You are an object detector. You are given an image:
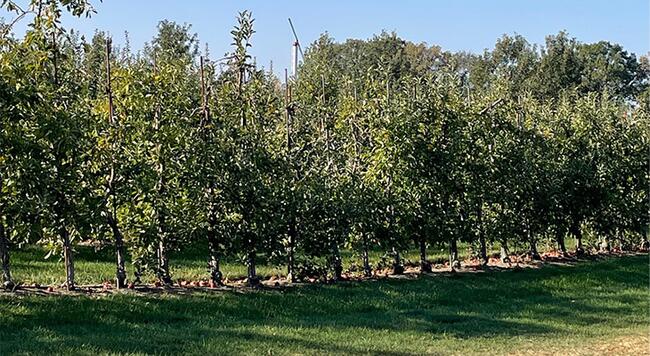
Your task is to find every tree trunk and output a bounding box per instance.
[617,230,629,251]
[285,75,297,284]
[134,264,143,284]
[529,237,541,260]
[207,231,222,285]
[331,242,343,281]
[207,240,221,284]
[500,239,511,263]
[53,190,74,289]
[0,220,13,289]
[599,234,611,253]
[571,220,584,256]
[245,216,259,287]
[287,217,297,283]
[206,205,222,285]
[106,39,125,289]
[449,238,460,270]
[361,232,371,277]
[152,55,169,285]
[155,170,171,284]
[246,245,259,287]
[419,238,431,272]
[156,199,171,285]
[478,234,488,266]
[528,231,541,260]
[157,237,171,285]
[60,225,75,290]
[392,247,404,275]
[477,205,488,265]
[155,213,169,283]
[108,216,127,288]
[556,227,568,256]
[156,207,171,284]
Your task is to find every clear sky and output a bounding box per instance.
[4,0,649,75]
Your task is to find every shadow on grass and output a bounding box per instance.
[0,255,647,355]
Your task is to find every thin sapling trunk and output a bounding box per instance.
[206,196,223,285]
[477,204,488,265]
[285,72,297,283]
[156,230,171,285]
[419,238,431,273]
[0,219,13,289]
[331,242,343,280]
[152,56,171,285]
[392,247,404,275]
[0,178,13,288]
[556,227,568,256]
[61,225,75,290]
[571,219,584,256]
[108,216,127,288]
[361,231,371,277]
[199,57,222,285]
[527,226,541,261]
[449,237,460,270]
[105,39,127,289]
[246,241,259,287]
[500,239,511,263]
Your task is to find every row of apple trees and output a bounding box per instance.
[1,3,647,289]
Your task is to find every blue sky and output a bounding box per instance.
[4,0,649,74]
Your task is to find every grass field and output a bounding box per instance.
[0,254,647,355]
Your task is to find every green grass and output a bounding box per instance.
[1,255,647,355]
[9,242,488,285]
[10,236,572,285]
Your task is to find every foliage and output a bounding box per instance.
[0,5,648,288]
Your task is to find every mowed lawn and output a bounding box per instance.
[0,254,647,355]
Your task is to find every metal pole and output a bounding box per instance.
[291,41,299,77]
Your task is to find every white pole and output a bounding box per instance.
[291,41,299,78]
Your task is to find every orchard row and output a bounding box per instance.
[0,4,648,290]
